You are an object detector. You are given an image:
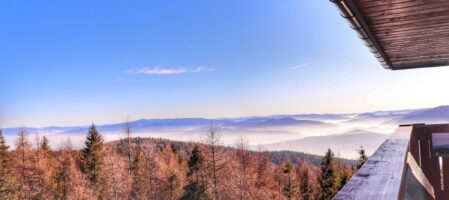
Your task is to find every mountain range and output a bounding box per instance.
[3,105,449,159]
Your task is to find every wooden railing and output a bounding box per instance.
[333,125,436,200]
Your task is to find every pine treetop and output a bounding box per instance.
[188,145,203,172]
[0,129,9,153]
[80,124,106,192]
[356,146,368,169]
[0,129,11,166]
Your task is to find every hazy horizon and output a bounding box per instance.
[1,105,431,129]
[5,104,449,159]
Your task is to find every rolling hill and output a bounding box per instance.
[263,129,389,159]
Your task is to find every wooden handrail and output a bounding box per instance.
[333,126,415,200]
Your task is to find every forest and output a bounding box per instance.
[0,123,367,200]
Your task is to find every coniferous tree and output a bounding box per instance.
[125,117,133,174]
[130,145,147,200]
[33,134,54,199]
[319,149,340,200]
[0,129,18,199]
[182,144,213,200]
[181,182,213,200]
[235,136,250,200]
[53,140,75,200]
[300,169,313,200]
[145,143,159,199]
[142,141,159,199]
[167,171,182,200]
[356,146,368,169]
[15,128,33,199]
[255,145,269,190]
[204,124,226,199]
[41,136,52,157]
[80,124,106,198]
[254,145,275,200]
[54,139,96,200]
[41,136,56,198]
[281,161,298,200]
[104,145,121,200]
[0,124,356,199]
[188,145,204,184]
[160,144,186,200]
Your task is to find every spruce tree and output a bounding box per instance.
[319,149,340,200]
[356,146,368,169]
[130,146,147,199]
[80,124,106,198]
[188,145,203,183]
[40,136,52,157]
[182,144,208,200]
[300,169,313,200]
[0,129,18,199]
[282,161,298,200]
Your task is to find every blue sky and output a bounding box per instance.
[2,0,449,127]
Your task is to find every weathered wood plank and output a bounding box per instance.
[356,0,444,10]
[371,19,449,32]
[332,0,449,69]
[335,0,449,69]
[369,13,449,29]
[360,1,449,15]
[333,126,412,200]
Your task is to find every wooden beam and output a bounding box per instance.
[333,126,413,200]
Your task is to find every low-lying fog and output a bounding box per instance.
[4,105,449,159]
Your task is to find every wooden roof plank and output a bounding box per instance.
[332,0,449,70]
[359,1,448,14]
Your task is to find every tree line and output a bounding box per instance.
[0,123,368,200]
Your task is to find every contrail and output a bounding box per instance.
[291,53,348,70]
[291,58,329,70]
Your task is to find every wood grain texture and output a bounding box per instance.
[351,0,449,69]
[333,126,413,200]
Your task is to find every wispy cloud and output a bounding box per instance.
[290,57,330,70]
[128,67,187,75]
[127,66,212,75]
[192,66,206,72]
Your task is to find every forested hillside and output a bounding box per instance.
[0,124,362,200]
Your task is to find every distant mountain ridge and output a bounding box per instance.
[228,117,331,127]
[4,105,449,159]
[2,116,336,135]
[397,106,449,124]
[4,105,449,135]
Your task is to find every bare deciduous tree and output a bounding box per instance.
[204,124,226,199]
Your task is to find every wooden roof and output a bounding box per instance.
[331,0,449,70]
